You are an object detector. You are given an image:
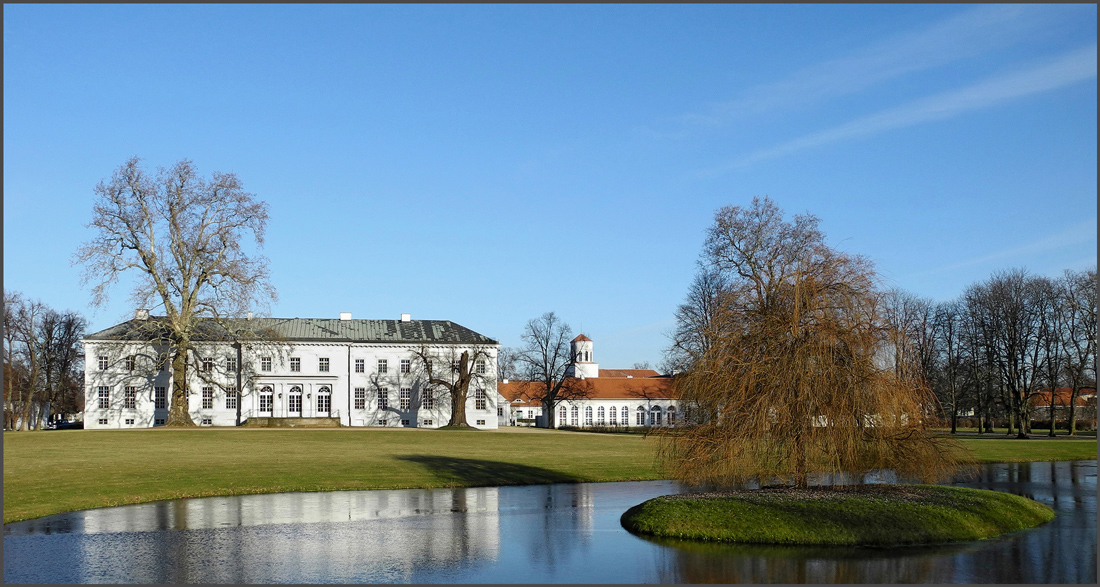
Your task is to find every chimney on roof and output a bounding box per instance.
[400,313,411,322]
[340,312,352,321]
[135,309,149,321]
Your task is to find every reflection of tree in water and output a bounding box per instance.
[648,538,977,583]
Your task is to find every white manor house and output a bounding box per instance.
[82,311,504,429]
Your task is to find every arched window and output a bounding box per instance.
[571,405,579,426]
[607,406,616,426]
[667,406,676,427]
[585,406,593,426]
[259,386,273,413]
[650,406,662,426]
[317,386,331,413]
[621,406,629,425]
[636,406,646,426]
[289,386,303,414]
[597,406,605,426]
[559,406,567,428]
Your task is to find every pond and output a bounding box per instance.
[3,460,1095,583]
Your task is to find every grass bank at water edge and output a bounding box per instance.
[620,484,1055,547]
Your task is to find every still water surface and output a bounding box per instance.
[4,460,1095,583]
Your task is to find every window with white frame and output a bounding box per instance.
[260,386,273,412]
[355,359,365,373]
[402,419,410,427]
[98,356,109,370]
[227,357,237,372]
[226,387,238,410]
[475,388,486,410]
[378,359,388,374]
[124,386,137,409]
[319,357,330,372]
[125,418,135,425]
[98,386,110,409]
[155,418,165,426]
[98,418,108,425]
[423,419,433,426]
[609,407,617,426]
[201,417,213,425]
[667,407,676,427]
[571,405,579,426]
[400,359,410,374]
[289,386,302,413]
[476,419,485,426]
[621,406,629,424]
[354,388,366,410]
[202,387,214,409]
[261,356,272,372]
[498,406,504,417]
[597,406,605,425]
[290,357,301,372]
[475,359,486,374]
[155,387,167,410]
[559,406,567,425]
[636,408,645,426]
[317,386,331,413]
[421,388,434,410]
[585,406,593,426]
[378,388,389,410]
[202,357,213,372]
[451,360,460,372]
[125,355,136,371]
[400,388,411,410]
[377,419,388,426]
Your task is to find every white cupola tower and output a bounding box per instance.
[566,334,599,379]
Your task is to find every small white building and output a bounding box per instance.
[499,335,680,428]
[82,311,503,429]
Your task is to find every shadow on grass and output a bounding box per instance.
[397,455,582,487]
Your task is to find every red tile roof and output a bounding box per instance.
[1029,388,1096,407]
[499,375,676,405]
[599,369,660,378]
[572,334,592,342]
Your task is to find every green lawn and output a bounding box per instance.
[620,485,1055,546]
[2,427,662,524]
[3,427,1095,524]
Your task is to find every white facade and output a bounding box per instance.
[83,315,502,429]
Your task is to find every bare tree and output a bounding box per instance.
[409,345,496,427]
[661,197,960,489]
[664,265,728,373]
[73,157,276,426]
[933,300,967,433]
[496,346,520,381]
[516,312,587,429]
[1060,268,1097,435]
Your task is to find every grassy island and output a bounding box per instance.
[620,484,1055,547]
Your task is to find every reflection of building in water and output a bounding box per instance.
[71,488,501,583]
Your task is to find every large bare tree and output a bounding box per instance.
[661,197,960,489]
[516,312,587,428]
[410,345,497,427]
[74,157,276,426]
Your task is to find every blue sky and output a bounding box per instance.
[4,4,1096,369]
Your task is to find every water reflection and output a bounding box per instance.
[3,461,1095,583]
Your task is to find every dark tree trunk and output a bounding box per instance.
[165,344,196,426]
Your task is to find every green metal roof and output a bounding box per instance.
[84,317,498,345]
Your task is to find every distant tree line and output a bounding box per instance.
[3,290,87,430]
[880,267,1096,437]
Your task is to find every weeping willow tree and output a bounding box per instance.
[661,197,961,488]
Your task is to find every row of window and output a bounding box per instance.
[96,386,238,410]
[99,355,490,375]
[557,405,678,427]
